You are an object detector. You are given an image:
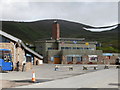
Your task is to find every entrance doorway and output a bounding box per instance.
[54,55,61,64]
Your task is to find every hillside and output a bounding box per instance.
[1,19,119,53]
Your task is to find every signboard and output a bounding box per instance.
[103,53,113,56]
[85,42,89,46]
[73,41,77,44]
[88,55,98,62]
[50,57,54,61]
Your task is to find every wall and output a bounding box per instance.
[59,43,96,50]
[47,50,61,63]
[35,41,104,64]
[62,49,103,56]
[34,57,43,65]
[0,42,14,62]
[61,55,117,64]
[0,42,25,70]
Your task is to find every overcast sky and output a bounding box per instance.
[0,0,119,31]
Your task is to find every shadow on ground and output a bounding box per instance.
[109,83,120,86]
[0,71,8,73]
[11,79,53,83]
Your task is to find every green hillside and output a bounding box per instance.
[1,19,119,53]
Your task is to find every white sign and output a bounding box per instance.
[51,57,54,61]
[88,55,98,62]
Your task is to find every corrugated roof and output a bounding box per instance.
[0,30,43,59]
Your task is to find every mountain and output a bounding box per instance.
[1,19,119,53]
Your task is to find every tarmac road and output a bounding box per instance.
[0,64,119,89]
[15,68,119,88]
[14,68,120,88]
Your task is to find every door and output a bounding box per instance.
[54,55,61,64]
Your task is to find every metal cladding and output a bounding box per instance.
[52,21,60,40]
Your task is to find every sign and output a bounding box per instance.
[88,55,98,62]
[51,57,54,61]
[103,53,113,56]
[73,41,77,44]
[85,42,89,46]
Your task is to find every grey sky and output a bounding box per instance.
[0,0,118,28]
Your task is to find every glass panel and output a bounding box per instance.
[76,57,82,62]
[67,57,73,62]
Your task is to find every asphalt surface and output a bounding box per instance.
[16,68,119,88]
[0,64,119,89]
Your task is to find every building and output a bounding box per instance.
[0,30,43,71]
[102,53,119,64]
[35,21,111,64]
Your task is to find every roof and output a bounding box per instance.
[0,30,22,43]
[21,41,43,59]
[0,30,43,59]
[60,38,85,41]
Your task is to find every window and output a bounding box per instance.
[50,57,54,61]
[61,47,72,49]
[73,47,77,49]
[26,54,33,62]
[90,48,95,50]
[67,57,73,62]
[84,47,89,50]
[68,47,71,49]
[26,56,32,62]
[61,47,64,49]
[79,47,83,50]
[48,47,53,50]
[0,51,3,59]
[77,47,80,49]
[76,57,82,62]
[64,47,71,49]
[0,36,10,43]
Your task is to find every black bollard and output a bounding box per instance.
[104,65,109,69]
[116,65,120,69]
[54,65,58,71]
[94,67,97,70]
[69,67,73,71]
[83,66,87,70]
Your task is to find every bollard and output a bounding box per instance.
[54,65,58,71]
[104,65,109,69]
[116,65,120,69]
[69,66,73,71]
[94,67,97,70]
[83,66,87,70]
[32,71,36,83]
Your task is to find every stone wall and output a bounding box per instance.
[0,42,26,70]
[34,57,43,65]
[0,42,14,62]
[61,55,117,64]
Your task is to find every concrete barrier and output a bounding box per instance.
[54,65,73,71]
[83,65,98,70]
[104,65,119,69]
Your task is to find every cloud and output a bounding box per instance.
[83,25,118,32]
[0,1,118,27]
